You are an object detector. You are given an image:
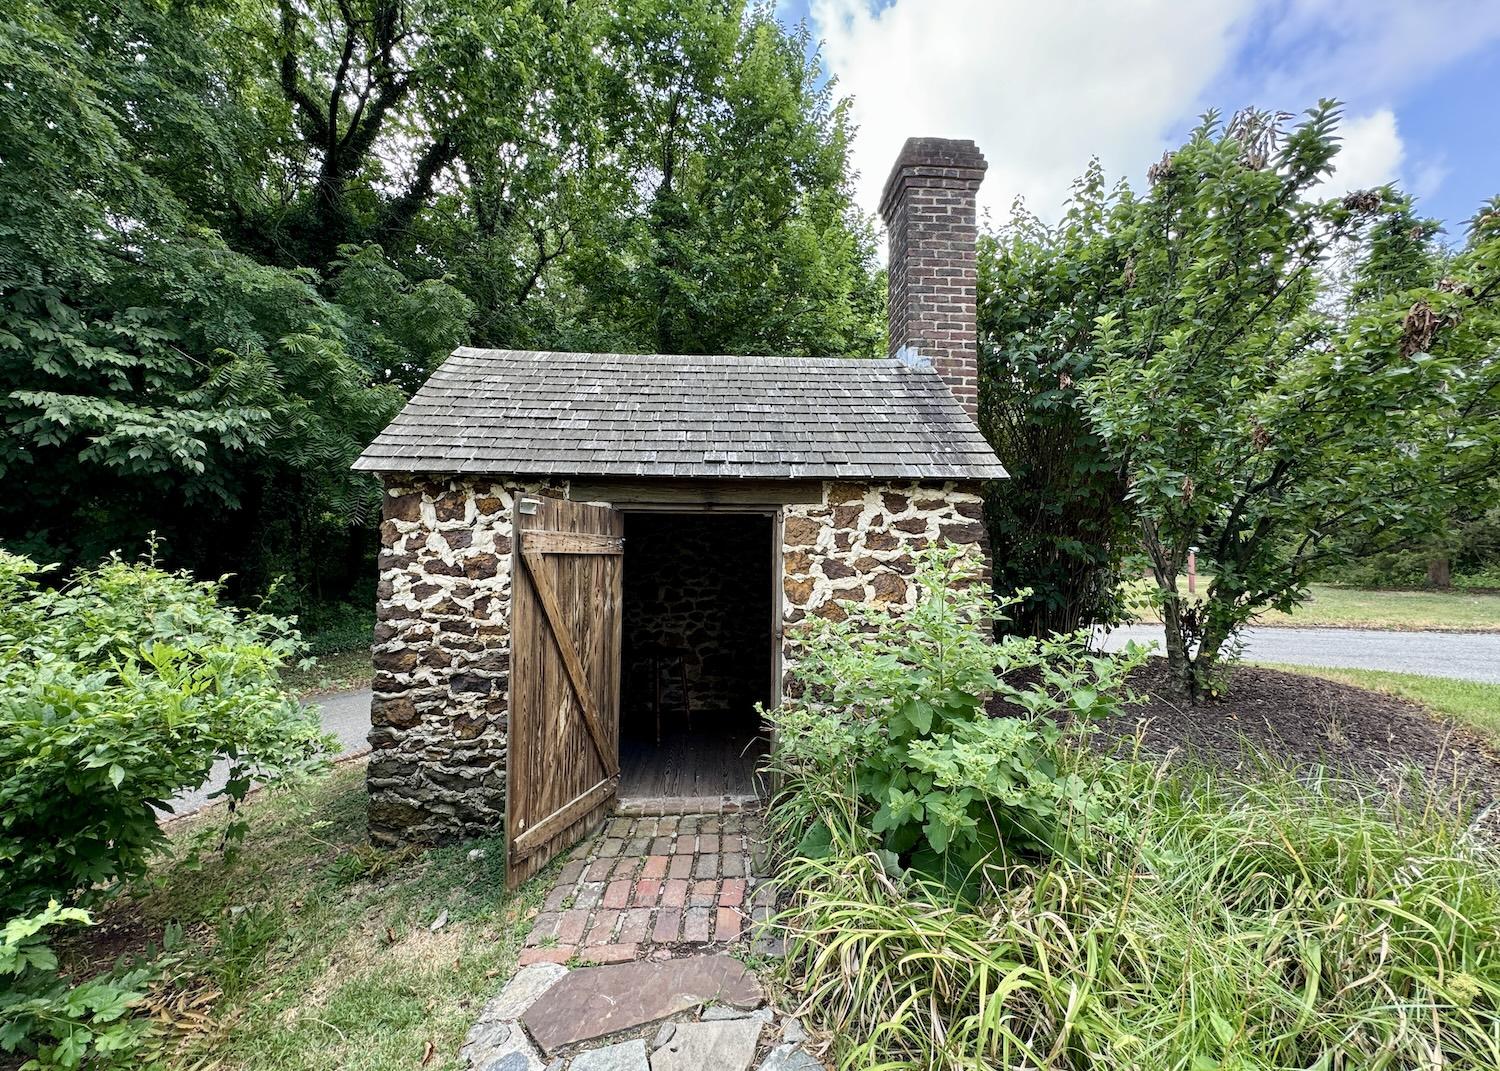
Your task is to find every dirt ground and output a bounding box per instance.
[1084,662,1500,812]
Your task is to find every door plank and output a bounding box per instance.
[507,497,624,889]
[526,530,625,554]
[519,545,619,776]
[512,776,619,858]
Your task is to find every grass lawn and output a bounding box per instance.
[280,646,373,698]
[1260,662,1500,746]
[80,761,543,1071]
[1127,576,1500,631]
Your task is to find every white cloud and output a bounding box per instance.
[811,0,1253,224]
[1311,108,1405,197]
[810,0,1500,226]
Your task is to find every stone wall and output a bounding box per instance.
[779,480,988,670]
[367,476,990,845]
[367,477,552,845]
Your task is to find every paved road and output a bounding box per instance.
[1099,625,1500,684]
[165,689,373,818]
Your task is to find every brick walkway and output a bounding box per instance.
[520,811,775,966]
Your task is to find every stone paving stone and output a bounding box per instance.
[720,879,746,907]
[698,833,719,853]
[700,816,722,834]
[651,1018,763,1071]
[722,853,746,878]
[580,942,638,965]
[757,1043,822,1071]
[682,907,712,943]
[558,859,586,884]
[575,883,605,909]
[617,908,652,946]
[624,836,649,855]
[688,880,717,907]
[693,854,719,879]
[570,1038,649,1071]
[721,834,742,853]
[649,835,673,855]
[667,854,693,880]
[633,879,661,906]
[715,907,743,941]
[598,837,624,858]
[543,885,571,912]
[458,1019,545,1071]
[602,880,631,909]
[611,856,637,879]
[585,910,619,945]
[661,879,688,908]
[521,954,763,1054]
[473,963,569,1023]
[640,855,667,879]
[519,946,574,967]
[526,913,559,946]
[652,908,681,943]
[585,858,613,882]
[556,909,589,945]
[674,833,694,854]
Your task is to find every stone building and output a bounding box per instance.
[353,137,1006,880]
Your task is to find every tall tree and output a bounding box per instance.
[977,163,1137,637]
[1079,105,1500,697]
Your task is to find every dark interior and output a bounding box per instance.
[618,511,773,800]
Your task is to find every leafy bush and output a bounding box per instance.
[773,757,1500,1071]
[768,547,1141,883]
[0,903,156,1070]
[0,550,334,915]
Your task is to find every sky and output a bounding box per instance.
[775,0,1500,243]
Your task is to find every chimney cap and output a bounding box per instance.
[879,137,988,221]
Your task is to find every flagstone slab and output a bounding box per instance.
[757,1043,822,1071]
[521,954,764,1055]
[570,1039,649,1071]
[650,1019,763,1071]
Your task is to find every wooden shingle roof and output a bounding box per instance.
[353,348,1008,481]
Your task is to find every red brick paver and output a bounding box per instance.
[522,809,770,961]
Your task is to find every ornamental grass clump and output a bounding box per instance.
[765,552,1500,1069]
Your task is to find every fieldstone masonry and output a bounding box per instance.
[367,477,554,845]
[368,477,990,845]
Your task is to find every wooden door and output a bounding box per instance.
[506,496,624,888]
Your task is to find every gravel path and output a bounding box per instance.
[1099,625,1500,684]
[165,688,373,817]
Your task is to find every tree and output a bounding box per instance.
[977,163,1137,637]
[1079,104,1500,697]
[1,0,881,617]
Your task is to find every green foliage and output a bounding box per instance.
[767,548,1141,884]
[0,550,333,915]
[1,0,880,609]
[772,755,1500,1071]
[976,163,1138,636]
[0,902,156,1071]
[1064,103,1500,697]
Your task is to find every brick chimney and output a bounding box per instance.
[879,137,987,419]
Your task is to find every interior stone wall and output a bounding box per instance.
[779,480,990,685]
[620,513,772,731]
[367,477,553,845]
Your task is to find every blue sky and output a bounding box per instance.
[776,1,1500,242]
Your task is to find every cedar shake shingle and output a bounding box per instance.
[353,348,1007,481]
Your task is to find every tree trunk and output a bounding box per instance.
[1427,556,1451,589]
[1159,588,1193,696]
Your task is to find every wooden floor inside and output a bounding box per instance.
[618,724,768,801]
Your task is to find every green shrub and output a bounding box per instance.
[768,547,1143,884]
[0,902,156,1070]
[773,757,1500,1071]
[0,550,334,915]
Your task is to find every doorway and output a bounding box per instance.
[618,511,775,802]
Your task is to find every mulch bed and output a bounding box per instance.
[1077,662,1500,812]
